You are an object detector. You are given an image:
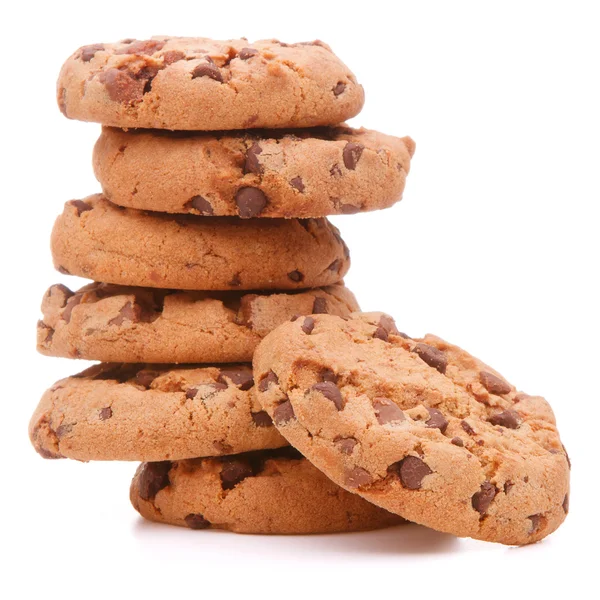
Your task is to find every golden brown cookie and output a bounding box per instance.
[253,313,570,545]
[50,195,350,290]
[93,126,415,218]
[130,448,405,534]
[57,37,364,130]
[30,363,286,462]
[37,282,359,363]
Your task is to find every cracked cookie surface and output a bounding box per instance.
[93,126,415,218]
[253,313,570,545]
[30,363,286,462]
[37,282,358,363]
[58,37,364,130]
[130,447,404,534]
[51,195,350,290]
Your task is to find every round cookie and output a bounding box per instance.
[30,363,286,462]
[37,282,359,363]
[50,195,350,290]
[57,37,364,130]
[253,313,570,545]
[130,448,405,534]
[93,126,415,218]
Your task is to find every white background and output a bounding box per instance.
[2,1,598,598]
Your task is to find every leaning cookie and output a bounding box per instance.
[93,126,415,218]
[30,363,286,462]
[253,313,570,546]
[37,282,359,363]
[51,195,349,290]
[58,37,364,130]
[130,448,404,534]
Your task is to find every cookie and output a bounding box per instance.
[29,363,286,462]
[253,313,570,545]
[51,195,350,290]
[37,282,359,363]
[57,37,364,130]
[130,448,404,534]
[93,126,415,218]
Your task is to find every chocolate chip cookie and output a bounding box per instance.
[253,313,570,545]
[93,126,415,218]
[130,448,404,534]
[58,37,364,130]
[37,282,359,363]
[51,195,350,290]
[30,363,286,462]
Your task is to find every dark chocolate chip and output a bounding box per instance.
[122,40,166,55]
[488,410,521,429]
[301,316,315,334]
[229,273,241,287]
[472,481,497,514]
[103,68,145,103]
[333,81,346,96]
[378,314,399,335]
[184,513,211,529]
[327,259,342,272]
[108,301,141,326]
[191,61,223,82]
[187,195,214,215]
[138,461,171,500]
[55,423,73,438]
[290,176,305,192]
[373,327,389,341]
[340,203,360,214]
[345,467,373,489]
[62,294,83,324]
[373,397,405,425]
[342,142,364,170]
[217,369,254,391]
[235,187,267,218]
[426,408,449,434]
[321,368,338,383]
[330,164,342,177]
[480,371,512,395]
[80,44,105,62]
[273,400,295,425]
[239,47,259,60]
[135,370,158,389]
[504,481,514,494]
[461,420,476,435]
[69,200,93,216]
[251,411,273,427]
[220,458,255,490]
[258,370,279,392]
[288,270,304,283]
[244,143,263,175]
[413,343,448,374]
[335,437,358,455]
[451,437,464,447]
[392,456,433,490]
[311,381,344,410]
[99,407,113,420]
[528,514,542,533]
[312,297,328,314]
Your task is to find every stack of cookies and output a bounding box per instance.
[30,36,414,534]
[30,36,570,545]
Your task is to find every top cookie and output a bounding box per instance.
[57,37,364,130]
[253,313,570,545]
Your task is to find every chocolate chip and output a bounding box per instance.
[479,371,511,395]
[344,467,373,489]
[330,164,342,177]
[488,410,521,429]
[62,294,83,324]
[251,411,273,427]
[321,369,338,383]
[135,370,158,389]
[80,44,104,62]
[472,481,497,514]
[99,407,113,420]
[244,143,263,175]
[273,400,295,425]
[378,314,399,335]
[504,481,514,494]
[55,423,73,437]
[287,270,304,283]
[38,321,54,343]
[103,68,145,103]
[217,369,254,391]
[528,514,542,533]
[373,398,405,425]
[426,408,449,434]
[162,50,186,65]
[184,513,211,529]
[461,420,476,435]
[335,437,358,455]
[563,494,569,514]
[239,47,259,60]
[412,343,448,374]
[392,456,433,490]
[373,327,389,341]
[69,200,93,216]
[311,381,344,410]
[191,61,223,82]
[229,273,242,287]
[138,461,171,500]
[122,40,166,55]
[57,265,71,275]
[312,297,328,314]
[220,458,255,490]
[108,301,141,326]
[327,259,342,272]
[187,195,214,215]
[340,203,361,214]
[258,370,279,392]
[301,317,314,334]
[235,187,267,218]
[451,437,464,447]
[333,81,346,96]
[290,176,305,192]
[342,142,364,170]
